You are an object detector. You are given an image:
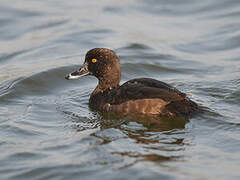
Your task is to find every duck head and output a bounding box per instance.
[65,48,121,90]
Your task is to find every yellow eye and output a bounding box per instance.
[92,59,97,63]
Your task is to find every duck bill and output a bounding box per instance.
[65,65,90,80]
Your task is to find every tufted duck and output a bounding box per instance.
[65,48,199,117]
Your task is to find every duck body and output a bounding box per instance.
[89,78,198,116]
[65,48,199,117]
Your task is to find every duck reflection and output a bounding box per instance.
[99,113,189,132]
[90,114,189,168]
[68,110,189,168]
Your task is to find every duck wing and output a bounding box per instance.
[108,78,187,105]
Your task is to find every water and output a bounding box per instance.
[0,0,240,179]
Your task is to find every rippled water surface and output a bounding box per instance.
[1,0,240,179]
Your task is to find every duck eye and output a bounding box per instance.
[91,59,97,63]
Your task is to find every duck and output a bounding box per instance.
[65,48,199,117]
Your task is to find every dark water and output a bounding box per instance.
[1,0,240,179]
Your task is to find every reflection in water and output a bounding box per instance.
[99,113,189,132]
[70,113,190,168]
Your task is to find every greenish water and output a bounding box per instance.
[0,0,240,179]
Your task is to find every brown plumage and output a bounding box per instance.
[65,48,199,117]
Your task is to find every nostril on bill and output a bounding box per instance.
[65,74,71,80]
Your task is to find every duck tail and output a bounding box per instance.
[163,99,199,117]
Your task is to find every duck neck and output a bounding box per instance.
[97,76,120,91]
[94,68,121,91]
[90,77,120,106]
